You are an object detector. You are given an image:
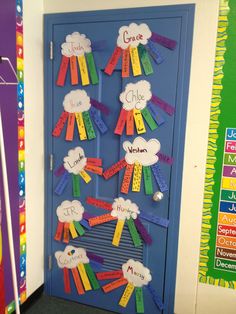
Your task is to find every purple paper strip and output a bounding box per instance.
[90,98,110,116]
[90,107,108,134]
[151,95,175,116]
[134,218,152,245]
[147,103,165,126]
[87,252,104,264]
[91,40,107,51]
[147,284,164,311]
[80,219,92,230]
[83,212,95,220]
[139,211,169,228]
[151,164,168,192]
[146,42,164,64]
[54,164,65,177]
[54,172,69,195]
[223,165,236,178]
[151,32,177,50]
[157,152,173,165]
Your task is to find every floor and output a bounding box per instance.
[22,294,114,314]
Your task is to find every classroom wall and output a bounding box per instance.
[24,0,236,313]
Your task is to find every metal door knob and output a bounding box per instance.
[153,191,164,202]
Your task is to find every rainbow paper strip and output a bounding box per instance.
[119,282,135,307]
[135,287,144,313]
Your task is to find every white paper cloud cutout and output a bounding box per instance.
[61,32,92,57]
[56,200,84,223]
[111,197,140,221]
[117,23,152,49]
[119,80,152,111]
[63,89,91,113]
[122,259,152,287]
[55,245,89,269]
[123,137,160,166]
[63,146,87,175]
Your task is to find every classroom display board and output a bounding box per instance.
[199,0,236,288]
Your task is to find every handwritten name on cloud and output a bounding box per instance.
[111,197,140,221]
[122,259,152,287]
[63,146,87,175]
[61,32,92,57]
[55,245,89,269]
[56,200,84,223]
[63,89,91,113]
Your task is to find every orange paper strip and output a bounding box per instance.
[122,48,130,78]
[104,46,122,75]
[121,163,134,194]
[96,270,123,280]
[89,214,117,227]
[63,222,70,244]
[71,267,85,295]
[126,110,134,136]
[65,113,75,141]
[57,55,69,86]
[86,158,102,167]
[70,55,79,85]
[114,109,129,135]
[103,159,127,180]
[86,196,113,211]
[54,221,64,241]
[52,111,69,137]
[85,164,103,176]
[102,277,128,293]
[63,267,71,294]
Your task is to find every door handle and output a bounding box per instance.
[152,191,164,202]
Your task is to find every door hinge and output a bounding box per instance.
[49,41,53,60]
[49,153,54,171]
[48,255,52,271]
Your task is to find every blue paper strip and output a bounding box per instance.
[89,260,103,271]
[139,211,169,228]
[54,172,69,195]
[151,164,168,192]
[147,103,165,126]
[91,40,107,51]
[146,42,164,64]
[80,218,92,230]
[90,106,108,134]
[147,284,164,311]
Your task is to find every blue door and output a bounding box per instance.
[44,5,194,314]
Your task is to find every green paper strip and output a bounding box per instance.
[138,44,154,76]
[72,174,80,197]
[84,263,100,290]
[73,221,85,236]
[135,287,144,313]
[82,111,96,140]
[126,218,142,247]
[141,107,158,131]
[86,52,99,85]
[143,166,153,195]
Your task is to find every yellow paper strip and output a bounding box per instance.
[129,46,142,76]
[78,263,92,291]
[132,162,142,192]
[112,219,125,247]
[79,169,92,183]
[78,55,90,86]
[133,109,146,134]
[119,282,135,307]
[69,222,78,239]
[75,112,87,141]
[222,177,236,191]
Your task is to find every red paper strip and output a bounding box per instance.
[104,46,122,75]
[54,221,64,241]
[57,55,69,86]
[121,163,134,194]
[151,94,175,116]
[65,113,75,141]
[63,222,70,243]
[70,55,79,85]
[71,267,85,295]
[103,158,127,180]
[86,196,113,210]
[114,109,129,135]
[126,110,134,135]
[102,277,128,293]
[86,157,103,167]
[122,48,130,78]
[85,164,103,176]
[63,267,71,294]
[89,214,117,227]
[96,270,123,280]
[52,111,69,137]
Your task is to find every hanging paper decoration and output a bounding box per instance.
[54,146,103,196]
[57,32,99,86]
[105,23,177,78]
[54,200,94,243]
[114,80,174,136]
[55,245,101,294]
[96,259,164,313]
[52,89,109,141]
[103,136,168,195]
[86,196,169,247]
